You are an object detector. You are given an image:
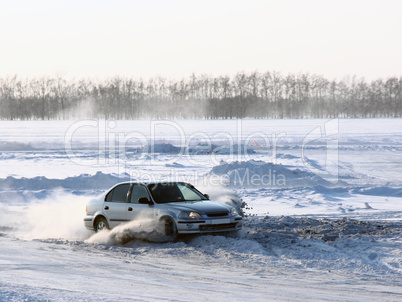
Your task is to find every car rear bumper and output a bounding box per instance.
[83,217,95,231]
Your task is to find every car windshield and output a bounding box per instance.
[147,183,208,204]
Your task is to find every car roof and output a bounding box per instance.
[112,181,191,186]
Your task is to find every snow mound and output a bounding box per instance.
[165,162,185,168]
[127,143,256,155]
[251,216,396,241]
[275,153,299,160]
[151,143,182,154]
[210,160,332,188]
[186,143,255,155]
[0,172,131,192]
[351,186,402,197]
[244,216,402,275]
[125,143,182,154]
[0,141,35,151]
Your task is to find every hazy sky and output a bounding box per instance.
[1,0,401,80]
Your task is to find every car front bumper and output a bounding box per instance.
[176,217,243,234]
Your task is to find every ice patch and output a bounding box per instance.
[189,235,266,255]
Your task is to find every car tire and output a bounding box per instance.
[94,217,109,232]
[159,217,177,242]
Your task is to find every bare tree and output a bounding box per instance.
[0,72,401,120]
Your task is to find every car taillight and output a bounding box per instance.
[85,205,88,213]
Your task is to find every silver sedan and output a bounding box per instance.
[84,182,243,239]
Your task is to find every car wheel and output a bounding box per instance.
[159,217,177,241]
[95,217,109,232]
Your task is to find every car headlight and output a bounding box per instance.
[179,211,202,219]
[230,208,238,216]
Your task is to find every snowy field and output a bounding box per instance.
[0,118,401,301]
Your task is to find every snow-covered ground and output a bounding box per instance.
[0,118,401,301]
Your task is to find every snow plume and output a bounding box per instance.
[9,191,92,241]
[86,206,179,245]
[197,182,246,216]
[62,98,97,119]
[86,217,161,245]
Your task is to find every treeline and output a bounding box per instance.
[0,71,401,120]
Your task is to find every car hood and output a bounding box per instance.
[159,200,230,214]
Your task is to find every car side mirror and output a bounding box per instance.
[138,197,153,205]
[203,194,209,199]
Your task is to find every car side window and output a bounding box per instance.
[130,185,150,204]
[107,184,130,203]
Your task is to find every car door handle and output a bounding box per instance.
[104,206,109,210]
[128,207,133,211]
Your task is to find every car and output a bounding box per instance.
[84,181,243,239]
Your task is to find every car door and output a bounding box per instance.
[103,183,131,228]
[126,184,154,221]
